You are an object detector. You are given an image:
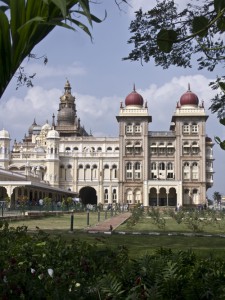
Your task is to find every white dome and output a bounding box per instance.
[0,129,10,139]
[42,122,51,131]
[47,129,59,139]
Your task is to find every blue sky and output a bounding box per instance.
[0,0,224,199]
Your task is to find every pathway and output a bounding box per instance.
[86,211,131,233]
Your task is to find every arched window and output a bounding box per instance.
[192,162,198,179]
[97,147,102,152]
[126,162,132,179]
[192,142,199,154]
[134,162,141,179]
[151,162,157,170]
[159,142,165,154]
[112,189,117,202]
[112,165,117,179]
[73,146,78,151]
[106,147,112,151]
[86,164,90,169]
[134,142,141,154]
[104,189,108,202]
[167,162,173,170]
[115,147,119,151]
[150,143,157,154]
[78,164,83,169]
[183,142,190,154]
[183,162,190,179]
[104,164,109,169]
[126,142,133,154]
[159,162,165,170]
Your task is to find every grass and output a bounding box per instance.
[6,211,225,259]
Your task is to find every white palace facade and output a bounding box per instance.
[0,81,214,207]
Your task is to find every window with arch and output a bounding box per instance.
[60,165,64,179]
[115,147,119,151]
[104,189,109,202]
[183,162,190,179]
[183,123,190,134]
[126,142,133,154]
[78,164,84,180]
[112,189,117,202]
[192,123,198,133]
[192,162,199,179]
[85,164,91,180]
[104,164,110,180]
[73,147,78,151]
[159,162,165,170]
[65,147,71,152]
[134,142,141,154]
[159,142,165,154]
[183,142,190,154]
[106,147,112,151]
[97,147,102,152]
[126,162,133,179]
[151,162,157,170]
[167,162,173,170]
[92,165,98,179]
[134,162,141,179]
[150,143,157,154]
[126,123,133,134]
[192,142,199,154]
[167,143,174,154]
[134,123,141,133]
[112,165,117,179]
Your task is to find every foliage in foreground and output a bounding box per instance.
[1,221,225,299]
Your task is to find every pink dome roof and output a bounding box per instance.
[180,84,199,106]
[125,85,144,106]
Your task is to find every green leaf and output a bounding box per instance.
[157,29,177,53]
[215,136,221,144]
[214,0,225,13]
[218,81,225,93]
[192,16,209,37]
[51,0,67,18]
[220,140,225,150]
[219,118,225,125]
[217,17,225,31]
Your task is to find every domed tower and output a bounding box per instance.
[170,84,211,207]
[116,85,152,207]
[56,80,89,137]
[0,128,11,169]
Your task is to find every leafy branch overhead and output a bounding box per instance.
[124,0,225,70]
[124,0,225,150]
[0,0,104,98]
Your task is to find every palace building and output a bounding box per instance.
[0,81,214,207]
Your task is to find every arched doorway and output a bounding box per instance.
[158,187,167,206]
[168,187,177,206]
[149,187,157,206]
[79,187,97,205]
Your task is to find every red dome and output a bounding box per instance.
[125,86,144,106]
[180,84,199,106]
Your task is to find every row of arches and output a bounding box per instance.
[64,146,119,152]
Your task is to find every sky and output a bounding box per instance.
[0,0,224,199]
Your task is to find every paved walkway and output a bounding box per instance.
[86,212,131,233]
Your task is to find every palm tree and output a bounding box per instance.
[0,0,102,98]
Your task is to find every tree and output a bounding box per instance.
[0,0,128,99]
[213,191,222,204]
[124,0,225,149]
[124,0,225,71]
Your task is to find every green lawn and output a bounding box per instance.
[5,211,225,259]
